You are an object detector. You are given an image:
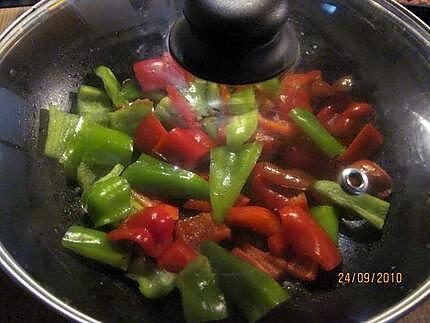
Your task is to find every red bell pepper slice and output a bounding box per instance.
[166,85,197,126]
[108,206,175,257]
[258,115,300,138]
[250,162,315,212]
[108,227,155,255]
[267,234,319,281]
[175,213,231,249]
[281,142,339,179]
[134,112,168,153]
[156,240,198,273]
[279,206,342,271]
[340,123,383,163]
[153,127,215,169]
[310,80,336,99]
[231,245,285,280]
[349,159,392,199]
[325,102,375,142]
[182,194,250,212]
[133,58,166,92]
[225,206,282,237]
[131,191,179,220]
[282,70,322,90]
[133,53,192,92]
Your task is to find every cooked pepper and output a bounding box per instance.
[258,114,299,138]
[201,241,289,323]
[127,266,176,299]
[120,79,144,101]
[250,162,315,212]
[312,180,390,229]
[62,225,130,270]
[225,110,258,148]
[108,99,153,135]
[153,128,215,169]
[207,82,221,110]
[210,143,262,223]
[86,176,132,228]
[176,256,229,323]
[175,213,231,249]
[122,153,209,200]
[289,108,345,157]
[166,85,197,126]
[59,120,133,178]
[340,123,384,163]
[349,159,392,199]
[228,86,257,115]
[79,163,123,195]
[76,85,112,125]
[95,65,128,107]
[157,240,198,273]
[201,116,221,140]
[108,205,174,257]
[225,206,281,237]
[155,97,186,129]
[182,78,210,117]
[280,206,342,271]
[310,206,339,243]
[256,78,281,96]
[44,108,80,159]
[134,112,168,154]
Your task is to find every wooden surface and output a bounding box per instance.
[0,5,428,323]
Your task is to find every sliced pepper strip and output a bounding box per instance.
[62,226,130,270]
[339,123,383,163]
[126,255,176,299]
[310,206,339,243]
[209,143,262,223]
[157,240,198,273]
[122,153,209,200]
[225,110,258,148]
[280,206,342,271]
[176,256,229,323]
[225,206,281,237]
[95,65,128,107]
[133,112,168,154]
[312,180,390,229]
[108,99,153,136]
[289,108,345,157]
[201,241,289,323]
[76,85,112,126]
[166,85,197,126]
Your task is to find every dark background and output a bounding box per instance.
[0,1,38,9]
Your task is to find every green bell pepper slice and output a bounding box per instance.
[225,110,258,148]
[207,82,221,110]
[122,153,209,200]
[155,97,186,129]
[310,206,339,243]
[127,255,176,299]
[85,176,132,227]
[202,116,220,140]
[312,180,390,229]
[228,86,257,115]
[183,78,210,118]
[95,65,128,107]
[289,108,345,157]
[256,78,281,96]
[201,241,289,323]
[44,107,80,159]
[120,79,144,101]
[108,99,153,135]
[76,85,112,126]
[210,143,262,223]
[59,120,133,178]
[177,255,229,323]
[62,225,130,270]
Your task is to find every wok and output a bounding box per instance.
[0,0,429,322]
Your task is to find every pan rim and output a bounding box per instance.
[0,0,428,322]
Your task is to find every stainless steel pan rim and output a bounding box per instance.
[0,0,428,322]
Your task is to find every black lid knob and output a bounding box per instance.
[169,0,299,84]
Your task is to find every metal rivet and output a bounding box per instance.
[340,168,369,195]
